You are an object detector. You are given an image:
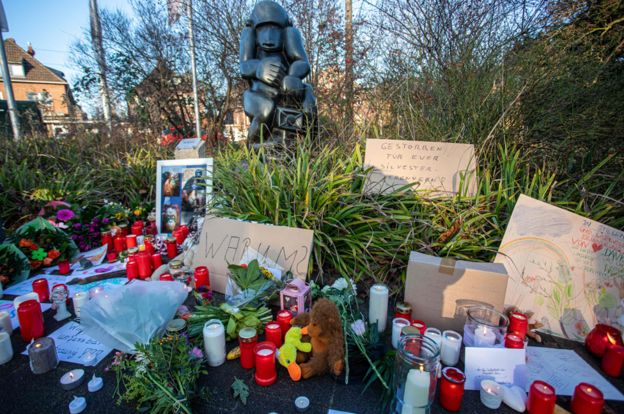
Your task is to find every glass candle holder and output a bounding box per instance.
[392,318,410,349]
[527,380,556,414]
[239,327,258,369]
[508,311,529,338]
[439,367,465,411]
[440,330,462,366]
[276,310,293,340]
[31,279,50,303]
[254,341,277,386]
[392,334,440,414]
[411,319,427,334]
[601,343,624,377]
[585,324,623,357]
[571,383,604,414]
[463,306,509,348]
[265,322,282,348]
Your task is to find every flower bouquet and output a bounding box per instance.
[12,217,79,270]
[0,243,30,287]
[96,201,131,231]
[226,259,282,307]
[38,200,77,230]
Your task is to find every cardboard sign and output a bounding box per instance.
[495,195,624,340]
[193,217,314,293]
[175,138,201,150]
[404,251,509,331]
[363,139,477,196]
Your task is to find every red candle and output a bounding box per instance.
[194,266,210,289]
[159,273,174,281]
[126,259,139,280]
[146,219,157,235]
[571,383,604,414]
[101,232,113,252]
[585,324,623,357]
[17,299,44,342]
[239,327,258,369]
[151,253,163,269]
[411,319,427,334]
[113,235,125,253]
[265,322,282,348]
[119,224,128,237]
[106,252,117,263]
[166,237,177,259]
[276,310,293,340]
[136,251,153,279]
[254,341,277,386]
[509,312,528,339]
[172,228,185,245]
[58,260,71,275]
[179,224,189,238]
[31,278,50,302]
[527,380,556,414]
[131,222,143,236]
[505,333,525,349]
[602,343,624,377]
[126,234,138,249]
[394,302,412,320]
[144,237,155,255]
[439,367,465,411]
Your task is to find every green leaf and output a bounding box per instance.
[231,377,249,406]
[226,317,237,337]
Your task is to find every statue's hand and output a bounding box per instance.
[282,75,304,97]
[256,58,285,87]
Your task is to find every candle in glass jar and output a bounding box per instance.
[239,327,258,369]
[505,333,525,349]
[424,327,442,349]
[508,312,528,338]
[411,319,427,334]
[585,323,623,357]
[144,236,155,254]
[392,318,410,349]
[72,292,89,319]
[172,228,186,245]
[131,222,143,236]
[17,299,44,342]
[571,383,604,414]
[480,379,503,409]
[126,234,138,249]
[401,368,431,414]
[113,235,125,253]
[136,251,153,279]
[28,337,59,374]
[440,330,462,366]
[203,320,226,367]
[151,253,163,269]
[126,258,139,280]
[601,343,624,377]
[527,380,556,414]
[101,232,113,252]
[194,266,210,289]
[439,367,465,411]
[166,237,178,259]
[0,330,13,365]
[474,325,497,347]
[369,284,389,333]
[254,341,277,386]
[31,279,50,302]
[0,311,12,335]
[265,322,283,348]
[276,310,293,340]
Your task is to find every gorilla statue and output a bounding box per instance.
[240,1,317,142]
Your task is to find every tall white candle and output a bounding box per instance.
[0,311,12,335]
[401,368,431,414]
[0,330,13,365]
[440,330,462,366]
[72,292,89,319]
[368,284,389,333]
[203,319,225,367]
[392,318,410,349]
[474,325,496,347]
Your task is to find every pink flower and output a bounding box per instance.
[57,209,75,221]
[189,347,203,360]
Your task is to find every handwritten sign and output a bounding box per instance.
[464,347,526,390]
[0,300,52,330]
[175,138,201,150]
[363,139,477,195]
[495,195,624,340]
[21,321,112,366]
[193,216,314,293]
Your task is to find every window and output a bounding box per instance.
[9,63,24,78]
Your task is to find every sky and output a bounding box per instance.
[2,0,134,84]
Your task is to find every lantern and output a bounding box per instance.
[279,279,311,316]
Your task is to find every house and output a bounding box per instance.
[0,38,81,136]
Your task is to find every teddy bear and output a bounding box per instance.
[290,298,344,379]
[277,326,311,381]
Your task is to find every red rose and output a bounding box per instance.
[47,249,61,259]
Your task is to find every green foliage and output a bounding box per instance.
[231,377,249,406]
[187,302,272,341]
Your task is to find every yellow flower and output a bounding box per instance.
[134,209,142,216]
[115,212,124,219]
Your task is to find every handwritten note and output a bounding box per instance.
[0,300,52,330]
[526,347,624,400]
[22,321,112,366]
[363,139,477,196]
[495,195,624,340]
[464,347,527,390]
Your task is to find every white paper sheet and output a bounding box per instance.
[526,347,624,400]
[22,321,112,366]
[464,347,527,390]
[0,300,52,330]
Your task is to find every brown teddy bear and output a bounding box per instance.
[290,298,345,379]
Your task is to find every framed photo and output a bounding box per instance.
[156,158,213,234]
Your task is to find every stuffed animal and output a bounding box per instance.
[277,326,312,381]
[291,298,344,379]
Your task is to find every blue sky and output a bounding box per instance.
[2,0,134,83]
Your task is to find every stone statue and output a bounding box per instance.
[240,1,317,142]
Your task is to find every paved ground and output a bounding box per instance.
[1,292,623,413]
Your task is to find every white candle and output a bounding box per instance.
[257,348,274,356]
[0,330,13,365]
[87,374,103,392]
[203,319,225,367]
[401,368,431,414]
[368,284,389,333]
[440,330,462,366]
[13,292,40,310]
[480,379,503,409]
[424,327,442,349]
[392,318,410,349]
[69,396,87,414]
[0,311,12,335]
[474,325,496,347]
[72,292,89,319]
[60,369,85,390]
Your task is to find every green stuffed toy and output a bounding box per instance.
[277,326,312,381]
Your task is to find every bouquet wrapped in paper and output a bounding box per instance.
[0,243,30,287]
[12,217,79,270]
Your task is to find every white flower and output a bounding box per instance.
[351,319,366,336]
[331,278,349,291]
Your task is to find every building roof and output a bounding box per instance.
[3,38,67,84]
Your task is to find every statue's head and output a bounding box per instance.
[248,1,290,52]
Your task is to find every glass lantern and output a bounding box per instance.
[392,334,441,414]
[463,306,509,348]
[279,278,311,315]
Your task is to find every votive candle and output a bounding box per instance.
[0,311,13,335]
[72,292,88,319]
[601,343,624,377]
[394,302,412,320]
[0,330,13,365]
[392,318,410,349]
[254,341,277,386]
[126,258,139,280]
[28,337,58,374]
[265,322,283,348]
[508,312,528,338]
[474,324,497,347]
[166,237,177,259]
[136,251,152,279]
[424,327,442,350]
[440,330,462,366]
[151,253,163,269]
[202,319,225,367]
[571,383,604,414]
[194,266,210,289]
[480,379,503,409]
[17,299,44,342]
[527,380,556,414]
[411,319,427,334]
[31,279,50,302]
[125,234,137,249]
[60,369,85,390]
[369,284,389,333]
[13,292,40,311]
[402,368,431,414]
[239,327,258,369]
[439,367,465,411]
[505,333,525,349]
[276,310,293,340]
[113,235,125,253]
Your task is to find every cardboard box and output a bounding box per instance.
[175,138,206,159]
[192,216,314,293]
[404,251,509,332]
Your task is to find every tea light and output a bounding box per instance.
[480,379,503,409]
[474,324,497,347]
[527,380,556,414]
[60,369,85,390]
[87,374,104,392]
[13,292,40,310]
[294,396,310,412]
[254,341,277,386]
[28,337,59,374]
[0,330,13,365]
[32,278,50,302]
[369,284,389,332]
[571,383,604,414]
[601,343,624,377]
[411,319,427,334]
[391,318,410,349]
[0,311,13,335]
[203,319,226,367]
[424,327,442,349]
[440,330,462,366]
[68,396,87,414]
[402,368,431,414]
[72,292,88,319]
[265,322,283,348]
[508,312,528,338]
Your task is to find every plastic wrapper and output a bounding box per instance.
[225,249,283,307]
[80,280,188,353]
